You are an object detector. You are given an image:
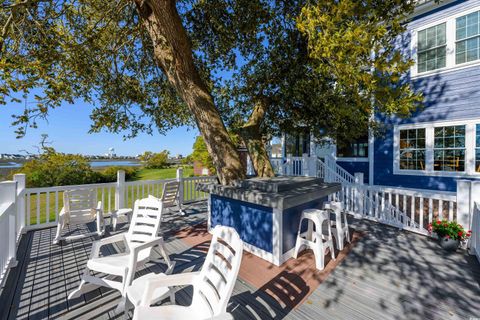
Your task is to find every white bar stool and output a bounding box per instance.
[324,201,351,251]
[293,209,336,270]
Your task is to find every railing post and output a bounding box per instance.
[457,179,473,229]
[285,154,292,176]
[116,170,126,210]
[0,181,18,269]
[13,174,26,238]
[354,172,364,216]
[177,167,184,212]
[302,153,309,177]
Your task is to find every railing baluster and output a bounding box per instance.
[36,193,40,225]
[449,201,453,222]
[428,198,433,225]
[55,191,59,222]
[27,193,31,226]
[410,195,415,227]
[46,192,50,223]
[439,200,443,220]
[419,197,424,230]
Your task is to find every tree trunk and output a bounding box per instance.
[240,98,275,178]
[134,0,245,185]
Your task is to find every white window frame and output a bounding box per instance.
[411,5,480,79]
[393,119,477,177]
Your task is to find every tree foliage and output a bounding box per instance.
[217,0,422,145]
[139,150,170,169]
[191,136,215,174]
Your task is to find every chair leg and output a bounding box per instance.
[169,288,176,304]
[112,215,118,232]
[114,297,127,315]
[53,216,64,244]
[313,244,325,271]
[293,239,303,259]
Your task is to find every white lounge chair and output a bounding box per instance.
[161,181,184,216]
[53,189,104,244]
[68,196,173,313]
[127,225,243,320]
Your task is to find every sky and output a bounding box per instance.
[0,100,199,157]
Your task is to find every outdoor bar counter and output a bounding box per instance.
[198,177,341,266]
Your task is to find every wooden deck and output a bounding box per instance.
[1,201,479,320]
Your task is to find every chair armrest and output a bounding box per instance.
[140,272,201,306]
[129,237,168,270]
[90,233,126,258]
[208,313,234,320]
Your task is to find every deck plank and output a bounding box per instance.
[1,202,479,320]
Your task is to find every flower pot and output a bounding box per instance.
[439,237,459,251]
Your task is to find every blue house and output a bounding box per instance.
[271,0,480,192]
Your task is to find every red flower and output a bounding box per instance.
[436,220,442,224]
[458,231,463,237]
[445,235,450,239]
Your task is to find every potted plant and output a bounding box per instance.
[428,220,472,251]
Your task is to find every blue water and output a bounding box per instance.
[0,160,141,168]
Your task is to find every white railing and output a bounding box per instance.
[25,182,117,229]
[471,202,480,262]
[0,180,21,287]
[21,169,216,230]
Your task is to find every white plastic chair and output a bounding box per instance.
[127,225,243,320]
[110,208,133,232]
[68,197,173,313]
[293,209,336,271]
[324,201,351,251]
[53,189,104,244]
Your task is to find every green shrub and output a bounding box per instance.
[12,148,102,187]
[100,166,139,182]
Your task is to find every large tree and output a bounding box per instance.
[0,0,268,185]
[217,0,423,176]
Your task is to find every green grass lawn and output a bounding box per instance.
[133,166,194,181]
[27,166,200,225]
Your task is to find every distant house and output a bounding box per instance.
[271,0,480,192]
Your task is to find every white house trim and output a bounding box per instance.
[336,157,369,163]
[393,118,480,178]
[410,5,480,79]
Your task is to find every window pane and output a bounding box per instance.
[433,125,466,172]
[457,16,467,40]
[399,128,426,171]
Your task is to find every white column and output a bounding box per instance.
[13,174,26,237]
[0,181,18,268]
[354,172,364,216]
[116,170,125,210]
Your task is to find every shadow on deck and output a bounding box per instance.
[1,201,479,320]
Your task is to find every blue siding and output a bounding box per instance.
[371,0,480,191]
[210,194,273,253]
[337,161,369,184]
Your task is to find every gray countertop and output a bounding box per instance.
[197,179,341,211]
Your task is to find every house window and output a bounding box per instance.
[417,23,447,73]
[456,11,480,64]
[270,137,282,158]
[337,136,368,158]
[399,129,426,170]
[476,124,480,172]
[434,125,466,172]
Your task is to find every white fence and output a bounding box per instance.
[0,169,216,286]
